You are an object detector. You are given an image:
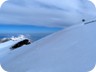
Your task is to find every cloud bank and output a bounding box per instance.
[0,0,96,27]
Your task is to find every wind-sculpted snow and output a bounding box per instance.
[0,0,96,27]
[1,19,96,72]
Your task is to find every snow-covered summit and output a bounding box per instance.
[11,35,27,41]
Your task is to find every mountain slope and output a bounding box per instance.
[1,20,96,72]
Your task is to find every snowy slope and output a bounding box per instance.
[1,19,96,72]
[0,40,21,61]
[0,36,29,62]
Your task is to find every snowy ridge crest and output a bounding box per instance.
[11,35,26,41]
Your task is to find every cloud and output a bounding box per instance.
[0,0,96,28]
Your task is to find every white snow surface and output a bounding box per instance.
[0,35,28,62]
[0,19,96,72]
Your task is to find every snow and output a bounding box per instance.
[0,35,29,62]
[0,19,96,72]
[11,35,27,41]
[0,0,96,72]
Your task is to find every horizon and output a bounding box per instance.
[0,24,62,34]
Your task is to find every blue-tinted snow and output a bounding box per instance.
[1,19,96,72]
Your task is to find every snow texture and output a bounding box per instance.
[0,19,96,72]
